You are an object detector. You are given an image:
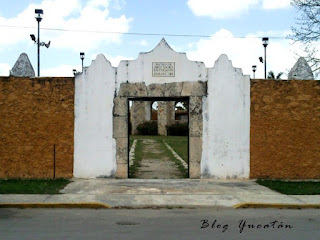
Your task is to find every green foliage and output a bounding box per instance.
[137,121,158,135]
[267,71,284,79]
[161,140,188,178]
[164,136,188,161]
[0,178,70,194]
[166,122,188,136]
[256,179,320,195]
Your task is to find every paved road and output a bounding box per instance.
[1,208,319,240]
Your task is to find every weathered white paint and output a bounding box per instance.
[73,39,250,179]
[74,54,116,178]
[116,38,207,93]
[201,54,250,178]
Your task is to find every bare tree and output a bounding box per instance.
[290,0,320,74]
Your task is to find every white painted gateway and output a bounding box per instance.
[74,39,250,179]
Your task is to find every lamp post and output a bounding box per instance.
[252,65,257,79]
[80,52,85,72]
[35,9,43,77]
[262,37,269,79]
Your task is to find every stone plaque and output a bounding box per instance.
[152,62,175,77]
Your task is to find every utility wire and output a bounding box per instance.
[0,24,288,39]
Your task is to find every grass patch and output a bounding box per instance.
[130,135,188,162]
[129,135,188,178]
[163,136,188,162]
[159,140,188,178]
[0,178,71,194]
[256,179,320,195]
[129,137,134,149]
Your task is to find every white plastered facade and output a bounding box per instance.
[74,39,250,179]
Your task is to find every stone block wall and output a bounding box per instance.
[250,79,320,179]
[0,76,74,178]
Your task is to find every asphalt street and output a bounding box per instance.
[0,208,319,240]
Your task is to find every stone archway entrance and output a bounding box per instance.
[113,82,206,178]
[74,38,250,179]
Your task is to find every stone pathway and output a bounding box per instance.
[134,138,185,179]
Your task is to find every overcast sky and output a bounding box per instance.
[0,0,309,78]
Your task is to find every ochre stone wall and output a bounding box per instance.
[0,76,74,178]
[250,79,320,179]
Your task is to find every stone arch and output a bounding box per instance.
[113,81,206,178]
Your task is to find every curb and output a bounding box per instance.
[129,139,137,167]
[2,202,320,210]
[233,202,320,209]
[0,202,110,209]
[163,141,188,169]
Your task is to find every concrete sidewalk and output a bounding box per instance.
[1,179,319,209]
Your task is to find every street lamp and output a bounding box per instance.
[262,37,269,79]
[35,9,43,77]
[80,52,85,72]
[30,9,50,77]
[252,65,257,79]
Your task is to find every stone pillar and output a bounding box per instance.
[113,97,129,178]
[145,101,152,121]
[131,101,152,135]
[157,101,176,136]
[167,101,175,125]
[189,97,202,178]
[157,101,166,136]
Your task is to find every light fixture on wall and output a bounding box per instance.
[30,34,36,42]
[252,65,257,79]
[262,37,269,79]
[80,52,85,72]
[259,57,263,63]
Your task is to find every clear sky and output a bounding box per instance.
[0,0,306,78]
